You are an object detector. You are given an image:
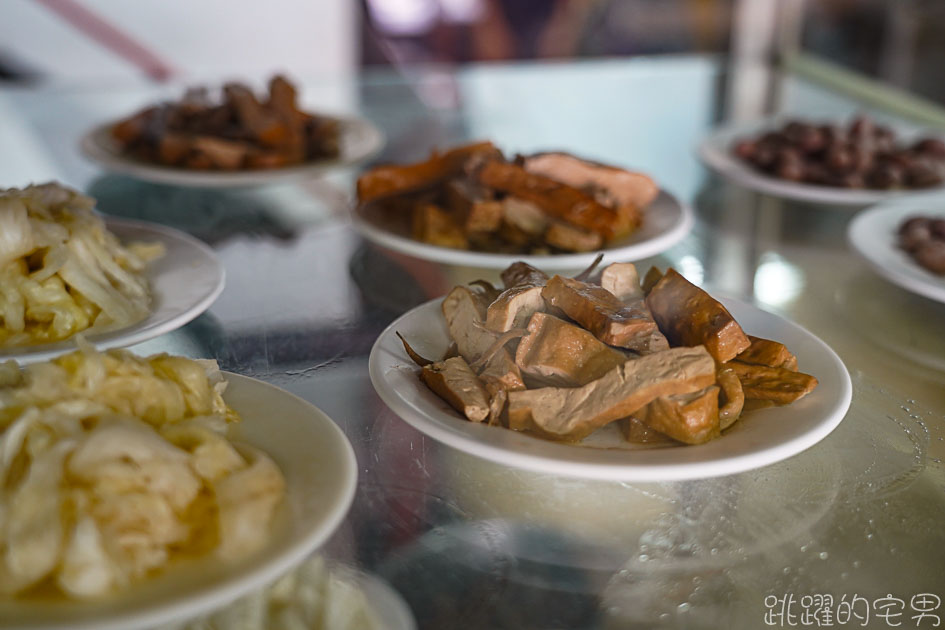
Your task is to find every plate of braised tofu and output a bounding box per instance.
[353,142,693,269]
[81,75,385,188]
[369,260,852,480]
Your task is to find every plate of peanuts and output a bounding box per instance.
[849,201,945,303]
[699,115,945,206]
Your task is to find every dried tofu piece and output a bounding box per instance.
[476,160,630,239]
[412,203,468,249]
[634,386,720,445]
[728,361,817,404]
[421,357,491,422]
[541,275,667,353]
[515,312,627,387]
[501,261,549,288]
[441,285,525,394]
[736,335,798,371]
[442,285,497,361]
[507,346,716,441]
[641,266,664,294]
[445,179,503,233]
[466,201,503,234]
[502,197,549,236]
[645,269,751,363]
[522,152,659,209]
[485,285,545,333]
[477,355,526,398]
[717,365,745,430]
[599,262,643,301]
[544,221,603,252]
[357,141,500,203]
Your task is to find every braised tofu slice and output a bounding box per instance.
[599,263,643,301]
[466,201,504,234]
[507,346,716,441]
[487,388,508,426]
[541,275,666,353]
[421,357,491,422]
[736,336,798,371]
[514,312,628,387]
[544,221,603,252]
[478,351,527,395]
[634,386,721,445]
[641,267,664,294]
[522,152,660,209]
[442,285,526,395]
[728,361,817,404]
[112,107,155,145]
[412,203,468,249]
[645,269,751,363]
[443,177,502,234]
[442,285,494,360]
[445,179,503,233]
[622,320,671,355]
[595,264,670,354]
[224,83,285,147]
[501,262,549,288]
[191,136,249,169]
[717,365,745,430]
[357,141,500,203]
[501,197,549,237]
[486,285,545,332]
[476,160,630,239]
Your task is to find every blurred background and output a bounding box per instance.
[0,0,943,106]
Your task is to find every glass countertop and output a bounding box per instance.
[1,56,943,629]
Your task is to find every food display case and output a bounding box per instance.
[0,44,943,630]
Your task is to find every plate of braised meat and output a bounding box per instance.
[369,259,851,480]
[699,115,945,205]
[849,201,945,303]
[81,75,384,188]
[353,142,693,269]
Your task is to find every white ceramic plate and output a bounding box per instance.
[81,115,384,188]
[0,218,225,364]
[698,118,945,206]
[848,201,945,303]
[352,189,694,270]
[1,373,358,630]
[369,297,852,481]
[337,565,417,630]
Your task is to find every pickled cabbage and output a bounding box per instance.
[0,183,163,347]
[0,347,285,599]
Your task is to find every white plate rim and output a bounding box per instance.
[334,565,417,630]
[3,372,359,630]
[351,188,694,270]
[0,217,225,364]
[847,202,945,303]
[80,115,385,188]
[369,296,853,482]
[697,118,945,206]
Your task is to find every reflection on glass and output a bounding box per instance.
[753,253,804,307]
[677,254,705,286]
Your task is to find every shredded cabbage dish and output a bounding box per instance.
[0,183,163,347]
[0,346,285,599]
